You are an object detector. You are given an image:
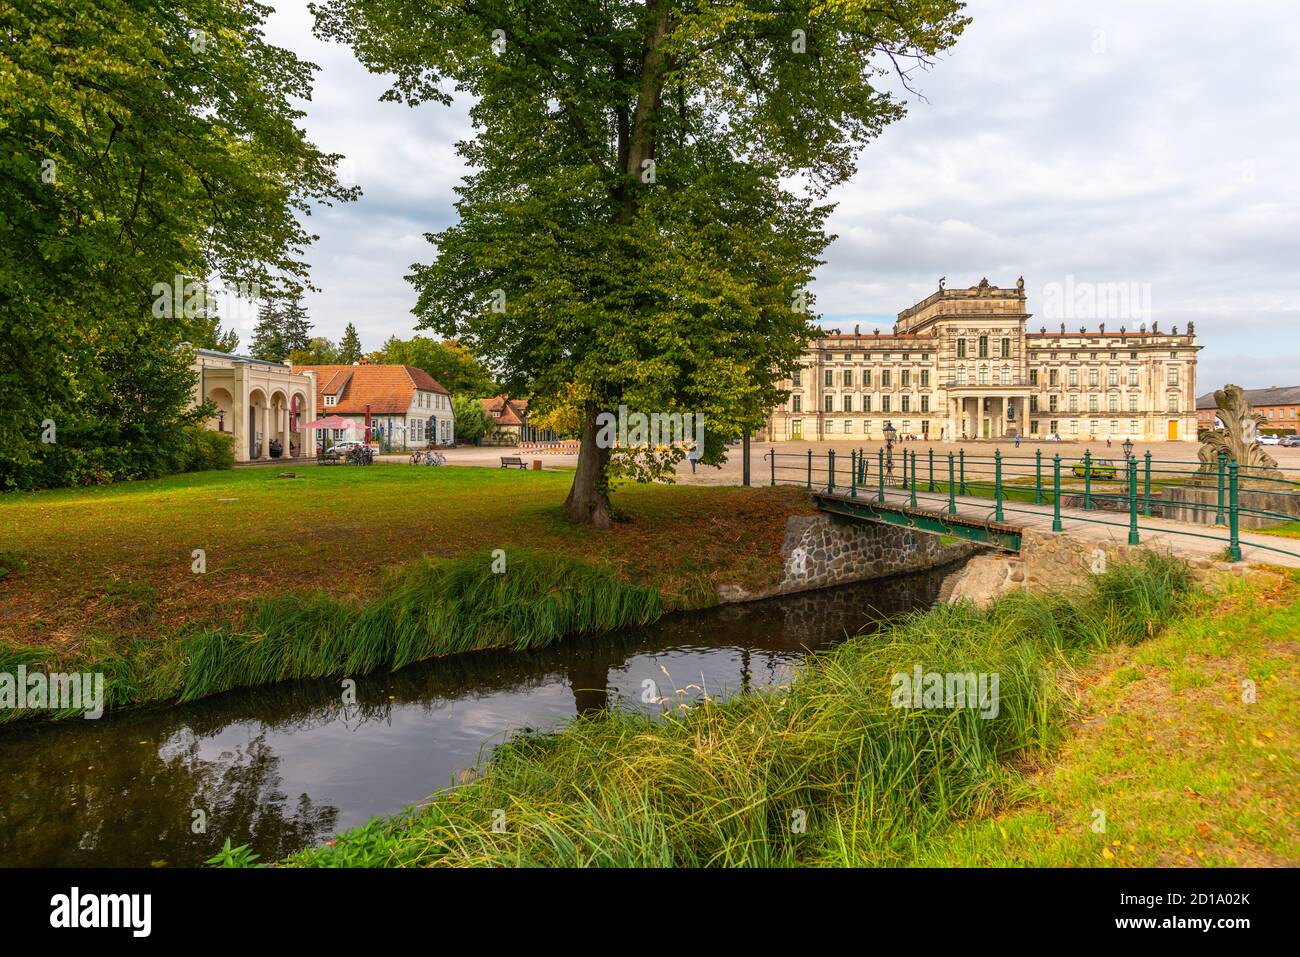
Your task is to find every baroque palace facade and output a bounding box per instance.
[767,278,1201,443]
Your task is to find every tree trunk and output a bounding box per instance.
[564,402,613,528]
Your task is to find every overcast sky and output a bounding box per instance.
[257,0,1300,392]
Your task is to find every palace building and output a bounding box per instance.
[766,278,1201,443]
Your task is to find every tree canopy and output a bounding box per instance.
[1,0,355,487]
[314,0,966,525]
[371,335,498,397]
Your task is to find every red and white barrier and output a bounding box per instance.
[518,442,581,454]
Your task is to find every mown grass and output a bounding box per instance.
[286,552,1195,867]
[0,465,810,646]
[909,568,1300,866]
[0,549,662,720]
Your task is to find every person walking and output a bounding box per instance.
[687,445,699,474]
[1014,433,1021,449]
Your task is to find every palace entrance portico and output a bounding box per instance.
[947,388,1033,440]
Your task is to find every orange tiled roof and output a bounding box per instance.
[481,396,525,427]
[292,364,450,415]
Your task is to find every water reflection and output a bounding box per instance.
[0,564,955,867]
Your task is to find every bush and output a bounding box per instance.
[174,426,236,473]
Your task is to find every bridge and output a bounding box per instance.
[764,447,1300,568]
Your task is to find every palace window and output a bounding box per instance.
[978,366,989,385]
[882,369,892,387]
[920,369,930,387]
[1001,337,1011,358]
[844,420,854,433]
[957,339,967,358]
[1110,420,1119,435]
[1089,395,1099,413]
[1130,420,1139,434]
[843,369,853,387]
[881,395,891,413]
[1089,369,1099,387]
[921,395,930,413]
[1049,369,1059,387]
[1049,395,1059,413]
[1108,369,1118,387]
[1030,419,1039,434]
[1129,395,1138,413]
[792,369,802,387]
[1069,420,1079,435]
[978,336,989,358]
[1049,420,1059,436]
[1030,395,1039,413]
[1167,394,1179,413]
[1000,366,1010,385]
[1167,367,1179,385]
[792,395,802,412]
[863,395,872,413]
[1109,395,1119,413]
[1029,369,1039,386]
[824,395,833,411]
[922,420,930,436]
[902,395,911,413]
[1069,395,1078,413]
[901,369,911,387]
[825,369,833,386]
[1128,369,1138,387]
[844,395,853,413]
[956,367,966,385]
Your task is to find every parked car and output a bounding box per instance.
[320,440,365,460]
[1071,457,1118,480]
[1258,434,1282,446]
[1279,435,1300,448]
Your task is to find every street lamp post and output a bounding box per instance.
[883,421,897,485]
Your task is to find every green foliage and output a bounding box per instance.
[172,425,236,474]
[312,0,969,514]
[0,549,662,720]
[338,322,363,364]
[372,336,497,396]
[452,395,490,443]
[1,0,356,488]
[287,336,341,365]
[290,552,1192,868]
[205,838,262,868]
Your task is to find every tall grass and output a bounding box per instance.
[0,550,662,719]
[289,551,1194,868]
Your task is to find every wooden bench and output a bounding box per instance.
[500,455,527,469]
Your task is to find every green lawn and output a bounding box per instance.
[0,464,811,648]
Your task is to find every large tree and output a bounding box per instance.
[315,0,967,526]
[1,0,356,488]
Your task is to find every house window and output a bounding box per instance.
[324,395,337,407]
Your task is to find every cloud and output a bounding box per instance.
[265,0,1299,388]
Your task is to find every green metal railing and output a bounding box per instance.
[762,445,1300,564]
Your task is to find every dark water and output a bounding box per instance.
[0,566,954,867]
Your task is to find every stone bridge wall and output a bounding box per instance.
[718,514,984,603]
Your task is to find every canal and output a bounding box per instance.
[0,564,956,867]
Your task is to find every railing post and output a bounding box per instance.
[828,448,835,494]
[909,451,918,508]
[807,448,812,489]
[1052,454,1063,532]
[858,446,866,486]
[994,449,1005,522]
[851,450,857,498]
[770,447,776,486]
[878,448,885,503]
[1034,448,1043,505]
[1228,461,1241,561]
[947,452,956,515]
[901,444,908,491]
[1128,456,1140,545]
[928,448,935,493]
[1215,452,1226,525]
[1083,450,1093,510]
[1142,451,1152,516]
[959,449,967,496]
